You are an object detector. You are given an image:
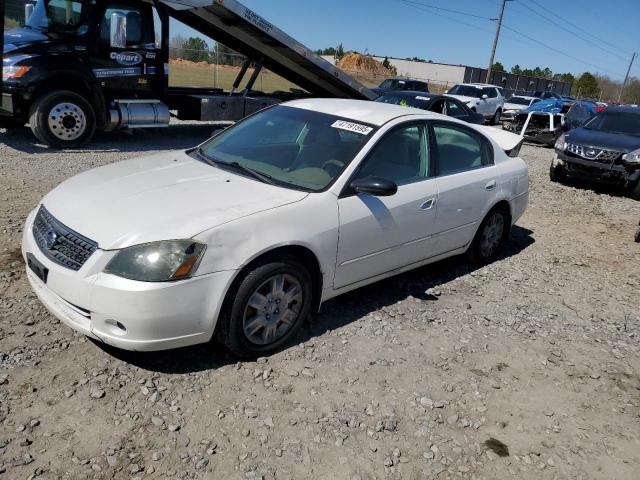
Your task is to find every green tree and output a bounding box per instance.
[511,64,522,75]
[491,61,505,72]
[573,72,599,98]
[181,37,209,63]
[335,43,345,61]
[211,42,244,67]
[382,57,392,70]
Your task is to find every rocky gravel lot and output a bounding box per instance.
[0,123,639,480]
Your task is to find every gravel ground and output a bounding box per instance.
[0,123,639,480]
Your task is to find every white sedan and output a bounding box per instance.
[22,99,529,357]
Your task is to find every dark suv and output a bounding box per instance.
[550,106,640,198]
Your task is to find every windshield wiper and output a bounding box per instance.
[194,148,275,185]
[226,161,275,185]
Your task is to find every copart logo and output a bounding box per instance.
[110,51,142,66]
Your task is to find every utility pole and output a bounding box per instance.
[618,52,636,103]
[486,0,510,84]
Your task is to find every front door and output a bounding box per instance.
[334,122,438,289]
[89,1,160,97]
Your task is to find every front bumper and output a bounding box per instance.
[554,153,639,185]
[21,209,236,351]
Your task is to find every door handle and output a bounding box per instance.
[485,180,496,191]
[420,198,436,210]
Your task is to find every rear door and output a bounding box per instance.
[90,1,160,97]
[430,121,498,256]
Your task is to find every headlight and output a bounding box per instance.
[2,65,31,80]
[622,148,640,164]
[554,134,567,152]
[104,240,206,282]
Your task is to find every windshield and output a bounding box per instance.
[448,85,483,98]
[376,93,431,109]
[583,111,640,136]
[198,106,377,191]
[378,79,407,91]
[507,96,533,106]
[26,0,91,33]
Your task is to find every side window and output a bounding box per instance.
[356,124,429,185]
[433,124,490,176]
[429,99,445,114]
[100,4,153,47]
[445,100,465,117]
[488,88,498,98]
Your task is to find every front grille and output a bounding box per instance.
[566,144,620,163]
[32,206,98,271]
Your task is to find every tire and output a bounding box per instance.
[492,108,502,125]
[217,256,313,357]
[467,206,510,265]
[635,228,640,243]
[549,160,567,183]
[630,180,640,201]
[29,90,96,148]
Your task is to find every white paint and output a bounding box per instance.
[23,99,529,352]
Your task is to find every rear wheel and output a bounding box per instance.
[492,108,502,125]
[29,90,96,148]
[217,256,313,357]
[467,207,510,264]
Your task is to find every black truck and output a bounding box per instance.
[1,0,374,147]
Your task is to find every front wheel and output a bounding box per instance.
[467,207,510,264]
[549,160,567,183]
[218,257,313,357]
[29,90,96,148]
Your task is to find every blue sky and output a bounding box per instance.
[172,0,640,81]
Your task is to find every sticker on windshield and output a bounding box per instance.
[331,120,373,135]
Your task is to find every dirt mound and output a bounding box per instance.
[337,53,391,75]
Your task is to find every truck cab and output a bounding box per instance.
[2,0,374,147]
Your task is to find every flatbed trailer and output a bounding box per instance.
[1,0,375,147]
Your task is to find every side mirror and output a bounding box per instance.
[110,11,127,48]
[351,177,397,197]
[482,94,488,99]
[24,2,35,22]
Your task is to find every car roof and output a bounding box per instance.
[465,83,497,88]
[604,105,640,114]
[384,77,428,82]
[378,90,438,99]
[283,98,437,126]
[508,95,537,99]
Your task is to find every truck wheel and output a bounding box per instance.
[29,90,96,148]
[492,108,502,125]
[217,256,313,358]
[549,160,567,183]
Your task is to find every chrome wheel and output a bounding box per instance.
[48,102,86,141]
[242,273,303,346]
[480,213,504,258]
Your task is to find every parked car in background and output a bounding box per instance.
[375,91,485,124]
[551,106,640,198]
[502,95,542,122]
[22,99,529,357]
[594,102,608,112]
[532,91,563,100]
[372,77,430,96]
[445,83,505,124]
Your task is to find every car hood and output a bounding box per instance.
[565,128,640,153]
[503,103,527,112]
[41,151,309,250]
[445,94,481,104]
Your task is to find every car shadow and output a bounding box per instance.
[561,177,634,199]
[0,123,226,154]
[98,225,535,373]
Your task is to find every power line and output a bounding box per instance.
[513,0,629,63]
[527,0,634,57]
[500,23,624,77]
[395,0,492,21]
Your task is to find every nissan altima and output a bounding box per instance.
[22,99,529,357]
